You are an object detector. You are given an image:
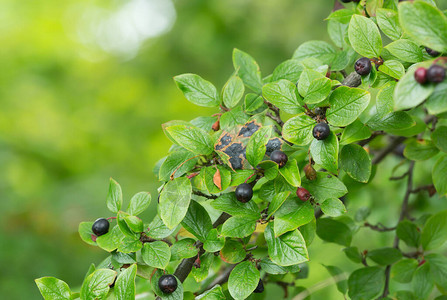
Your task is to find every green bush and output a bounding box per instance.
[36,1,447,299]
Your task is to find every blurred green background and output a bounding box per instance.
[2,0,447,299]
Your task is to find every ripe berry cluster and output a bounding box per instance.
[414,64,446,85]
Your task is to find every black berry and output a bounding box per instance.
[270,150,288,168]
[158,275,178,294]
[355,57,372,76]
[414,67,427,84]
[297,187,311,202]
[427,65,446,83]
[235,183,253,203]
[313,123,330,140]
[340,0,351,2]
[425,47,441,57]
[92,218,110,236]
[253,279,264,293]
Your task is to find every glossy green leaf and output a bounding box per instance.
[159,177,192,230]
[117,236,142,254]
[340,144,371,183]
[164,125,214,155]
[303,77,332,104]
[310,132,339,174]
[203,229,225,252]
[327,86,370,127]
[348,15,382,58]
[396,220,420,248]
[340,120,371,145]
[35,277,71,300]
[124,215,143,233]
[367,247,402,265]
[282,114,316,145]
[141,241,171,269]
[147,215,176,239]
[211,193,260,219]
[302,172,348,202]
[272,59,305,82]
[268,191,291,217]
[278,159,301,187]
[426,81,447,115]
[221,216,257,238]
[79,222,96,246]
[426,253,447,291]
[114,264,137,300]
[421,209,447,250]
[432,126,447,153]
[320,198,346,217]
[80,269,116,300]
[404,139,439,161]
[233,49,263,93]
[170,238,198,260]
[265,223,309,266]
[412,263,434,300]
[127,192,151,216]
[220,240,246,264]
[107,178,123,214]
[174,73,219,107]
[274,198,314,237]
[181,200,212,242]
[293,40,336,65]
[196,284,226,300]
[348,267,385,300]
[228,261,260,300]
[376,8,402,40]
[391,259,418,283]
[159,150,200,181]
[378,60,405,79]
[262,79,303,114]
[433,155,447,196]
[317,218,352,247]
[246,126,272,167]
[223,74,245,109]
[385,39,423,63]
[96,226,125,252]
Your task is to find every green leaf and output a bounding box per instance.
[246,126,273,167]
[282,115,316,145]
[395,291,417,300]
[124,215,143,233]
[170,238,198,260]
[96,225,125,252]
[147,215,176,239]
[228,261,260,300]
[376,8,402,40]
[343,247,363,264]
[268,191,291,217]
[378,60,405,79]
[192,253,214,282]
[203,228,224,252]
[412,263,434,300]
[385,40,423,63]
[327,86,370,127]
[219,106,249,132]
[365,0,383,17]
[220,240,246,264]
[244,93,266,113]
[141,241,170,269]
[79,222,96,246]
[118,236,143,254]
[35,277,71,300]
[181,200,212,242]
[127,192,151,216]
[396,220,420,248]
[348,267,385,300]
[259,257,300,275]
[433,155,447,196]
[262,79,303,114]
[302,172,348,202]
[221,216,257,238]
[164,125,213,155]
[340,120,371,145]
[293,40,336,65]
[340,144,371,183]
[367,247,402,265]
[327,20,349,49]
[274,198,314,237]
[404,139,439,161]
[399,1,447,53]
[432,126,447,153]
[159,177,192,230]
[211,193,260,219]
[233,49,263,93]
[316,218,352,246]
[159,150,200,181]
[323,265,348,294]
[80,269,116,300]
[326,9,354,24]
[265,223,309,266]
[348,15,382,58]
[223,74,245,109]
[426,81,447,115]
[272,59,304,82]
[303,77,332,104]
[196,285,226,300]
[114,264,137,300]
[174,74,220,107]
[203,165,231,194]
[421,209,447,250]
[107,178,123,214]
[117,211,136,238]
[394,67,435,111]
[298,69,325,98]
[368,111,416,132]
[321,198,346,217]
[391,259,418,283]
[310,132,339,174]
[426,253,447,291]
[278,159,301,187]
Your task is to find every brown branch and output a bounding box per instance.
[358,131,385,147]
[140,234,172,246]
[192,190,219,200]
[363,222,396,232]
[410,184,435,195]
[372,136,406,165]
[382,161,415,298]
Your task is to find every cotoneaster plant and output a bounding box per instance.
[36,1,447,300]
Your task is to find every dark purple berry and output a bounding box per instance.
[355,57,372,76]
[340,0,351,2]
[427,65,446,83]
[414,67,427,84]
[313,123,330,140]
[297,187,311,202]
[92,218,110,236]
[158,275,178,294]
[314,107,328,117]
[253,279,264,293]
[425,47,441,57]
[235,183,253,203]
[270,150,288,168]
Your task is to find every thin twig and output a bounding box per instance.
[192,190,219,200]
[372,136,406,165]
[363,222,396,232]
[170,155,202,180]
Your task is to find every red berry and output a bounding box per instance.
[414,67,427,84]
[297,187,311,201]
